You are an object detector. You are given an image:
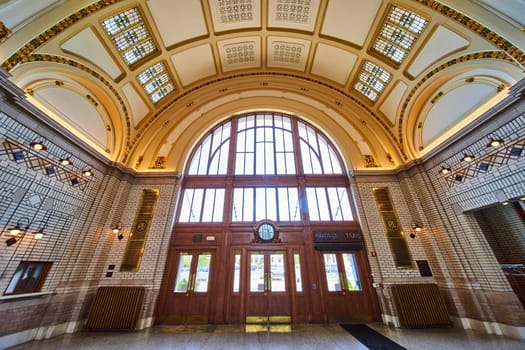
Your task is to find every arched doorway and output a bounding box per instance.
[156,112,380,327]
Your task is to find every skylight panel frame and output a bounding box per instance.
[370,5,428,65]
[137,61,176,104]
[353,60,392,102]
[101,7,158,67]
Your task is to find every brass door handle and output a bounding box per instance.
[188,273,196,291]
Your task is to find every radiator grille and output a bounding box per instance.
[391,283,451,328]
[85,286,146,331]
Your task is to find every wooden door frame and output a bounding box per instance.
[155,247,217,324]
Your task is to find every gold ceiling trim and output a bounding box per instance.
[415,0,525,65]
[398,51,515,147]
[28,53,132,151]
[2,0,523,73]
[121,71,405,163]
[0,0,523,164]
[1,0,125,71]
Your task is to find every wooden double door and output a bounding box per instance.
[226,246,308,326]
[158,249,214,324]
[317,250,379,322]
[245,250,291,328]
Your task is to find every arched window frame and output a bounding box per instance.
[177,112,355,224]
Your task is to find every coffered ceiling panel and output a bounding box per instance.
[321,0,382,47]
[208,0,261,32]
[380,81,408,125]
[407,25,469,78]
[61,27,123,80]
[170,44,217,86]
[122,82,150,127]
[267,36,310,71]
[218,36,261,72]
[267,0,320,32]
[147,0,208,48]
[1,0,524,170]
[311,43,357,85]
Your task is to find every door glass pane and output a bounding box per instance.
[293,253,303,292]
[194,253,211,292]
[233,254,241,292]
[270,252,286,292]
[342,253,361,291]
[250,253,264,292]
[173,254,192,293]
[323,253,341,291]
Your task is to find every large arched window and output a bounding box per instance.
[178,112,353,224]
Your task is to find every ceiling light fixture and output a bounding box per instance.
[461,154,475,162]
[487,138,504,148]
[30,141,47,151]
[59,158,72,166]
[82,169,94,177]
[439,166,451,174]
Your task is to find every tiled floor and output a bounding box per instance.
[8,323,524,350]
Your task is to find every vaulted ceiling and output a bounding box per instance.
[0,0,524,172]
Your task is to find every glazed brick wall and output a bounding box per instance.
[353,180,427,281]
[0,105,180,336]
[474,205,525,264]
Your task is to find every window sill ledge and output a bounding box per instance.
[0,291,54,302]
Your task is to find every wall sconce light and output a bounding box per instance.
[7,218,30,236]
[59,158,72,166]
[33,226,47,239]
[461,154,475,162]
[112,223,122,234]
[410,223,422,239]
[82,169,94,177]
[439,166,451,174]
[487,138,504,148]
[29,141,47,151]
[4,218,47,245]
[112,223,124,240]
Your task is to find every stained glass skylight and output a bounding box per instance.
[372,6,427,64]
[101,7,157,66]
[353,61,392,102]
[137,62,175,103]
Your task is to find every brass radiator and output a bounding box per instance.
[85,286,146,331]
[390,283,451,328]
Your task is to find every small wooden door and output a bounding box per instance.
[319,251,375,322]
[162,250,214,324]
[246,250,291,328]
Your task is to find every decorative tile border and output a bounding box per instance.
[0,139,93,192]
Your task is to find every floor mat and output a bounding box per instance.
[340,324,407,350]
